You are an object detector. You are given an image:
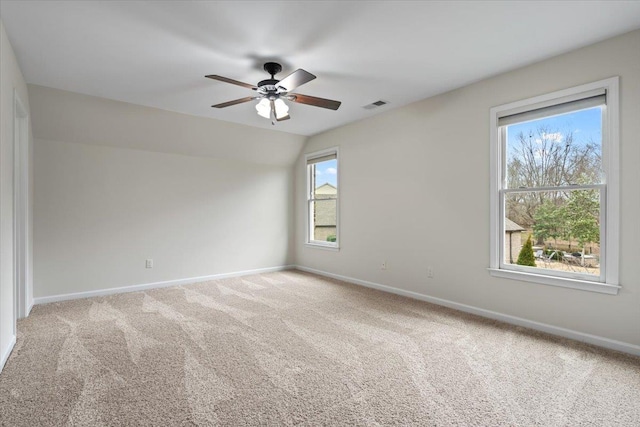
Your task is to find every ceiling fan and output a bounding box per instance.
[206,62,341,125]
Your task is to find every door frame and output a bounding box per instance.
[13,90,30,325]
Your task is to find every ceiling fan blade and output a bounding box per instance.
[205,75,257,90]
[275,69,316,92]
[276,114,290,122]
[289,93,341,110]
[211,96,255,108]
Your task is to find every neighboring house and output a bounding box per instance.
[505,218,525,263]
[314,183,337,241]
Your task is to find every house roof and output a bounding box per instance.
[505,218,525,232]
[317,183,336,190]
[315,183,337,195]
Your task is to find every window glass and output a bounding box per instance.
[505,107,603,189]
[307,153,338,246]
[502,107,602,279]
[503,189,600,277]
[490,78,619,292]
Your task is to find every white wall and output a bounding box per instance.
[30,88,305,299]
[0,19,33,370]
[34,140,293,298]
[295,30,640,347]
[28,85,304,167]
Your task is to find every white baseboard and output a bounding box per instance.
[1,335,17,373]
[295,265,640,357]
[33,265,294,305]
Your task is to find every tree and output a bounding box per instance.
[516,235,536,267]
[566,189,600,260]
[533,200,567,248]
[506,125,601,230]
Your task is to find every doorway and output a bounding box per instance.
[13,91,30,325]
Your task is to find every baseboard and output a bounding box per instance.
[295,265,640,357]
[34,265,295,305]
[26,298,34,316]
[1,335,17,373]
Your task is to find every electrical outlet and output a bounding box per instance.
[427,266,434,278]
[146,259,153,269]
[381,261,387,270]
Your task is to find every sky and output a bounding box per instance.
[506,106,602,155]
[315,159,337,187]
[505,106,603,189]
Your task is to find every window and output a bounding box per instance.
[306,148,339,249]
[489,78,620,294]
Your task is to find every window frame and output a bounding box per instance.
[305,147,340,250]
[488,77,620,295]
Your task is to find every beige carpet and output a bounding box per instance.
[1,270,639,426]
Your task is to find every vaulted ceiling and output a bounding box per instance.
[2,1,640,136]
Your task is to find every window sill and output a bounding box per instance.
[305,242,340,251]
[487,268,620,295]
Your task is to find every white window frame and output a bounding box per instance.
[305,147,340,250]
[488,77,620,295]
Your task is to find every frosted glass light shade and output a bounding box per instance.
[256,97,289,120]
[256,98,271,119]
[274,98,289,119]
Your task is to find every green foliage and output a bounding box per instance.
[517,235,537,267]
[533,200,567,245]
[530,188,600,254]
[544,249,564,261]
[567,189,600,248]
[326,235,337,242]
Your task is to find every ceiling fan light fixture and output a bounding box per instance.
[274,98,289,119]
[256,98,271,119]
[256,97,289,121]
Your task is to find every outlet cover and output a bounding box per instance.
[146,259,153,268]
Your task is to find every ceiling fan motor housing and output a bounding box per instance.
[263,62,282,77]
[257,80,280,100]
[258,62,284,99]
[257,79,279,89]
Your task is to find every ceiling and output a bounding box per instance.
[2,1,640,136]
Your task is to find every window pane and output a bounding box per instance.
[311,159,337,198]
[505,107,602,189]
[310,199,337,242]
[504,189,600,277]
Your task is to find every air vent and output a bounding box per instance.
[363,100,389,110]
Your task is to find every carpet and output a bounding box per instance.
[1,270,639,426]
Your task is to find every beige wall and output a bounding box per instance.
[0,19,33,368]
[31,88,305,299]
[28,85,305,167]
[295,30,640,347]
[34,139,294,298]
